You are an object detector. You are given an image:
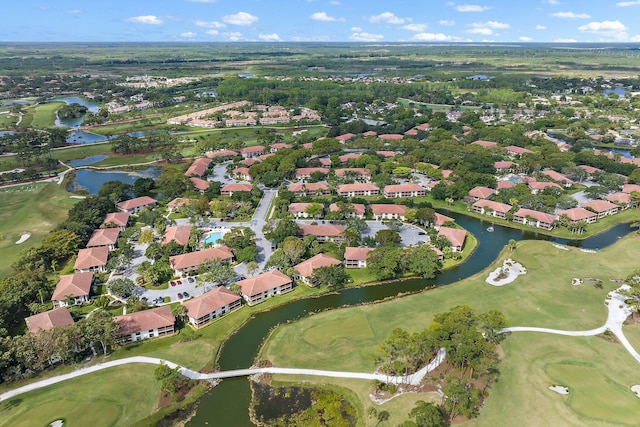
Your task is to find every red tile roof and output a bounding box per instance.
[240,145,265,154]
[473,199,512,213]
[338,153,361,163]
[295,167,329,176]
[294,253,342,278]
[468,186,496,199]
[169,246,234,270]
[190,177,210,191]
[288,182,329,193]
[541,169,574,184]
[337,183,379,193]
[438,227,466,248]
[558,207,597,221]
[233,167,251,176]
[336,133,355,142]
[115,306,175,337]
[580,200,619,213]
[376,150,398,157]
[74,247,109,270]
[52,272,93,302]
[622,184,640,194]
[329,203,365,215]
[271,143,292,150]
[299,224,346,237]
[378,134,403,140]
[504,145,534,155]
[238,270,292,297]
[185,158,212,177]
[87,228,120,248]
[494,161,514,169]
[221,183,252,193]
[528,181,563,191]
[606,192,631,204]
[162,225,192,246]
[206,149,238,159]
[577,165,602,175]
[363,131,377,137]
[102,212,129,228]
[116,196,157,211]
[344,247,373,261]
[182,286,241,320]
[288,202,314,214]
[371,204,406,215]
[240,158,259,166]
[434,212,454,226]
[497,180,516,190]
[384,183,424,193]
[514,208,556,224]
[25,307,74,333]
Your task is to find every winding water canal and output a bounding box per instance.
[187,212,634,426]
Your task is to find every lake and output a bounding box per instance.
[53,96,100,129]
[67,155,109,167]
[66,130,111,144]
[70,167,160,195]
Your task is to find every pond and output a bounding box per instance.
[66,130,111,145]
[69,167,160,195]
[186,212,635,426]
[53,96,100,129]
[67,155,109,167]
[0,131,15,137]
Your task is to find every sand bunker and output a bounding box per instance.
[631,385,640,397]
[15,233,31,244]
[486,259,527,286]
[549,385,569,395]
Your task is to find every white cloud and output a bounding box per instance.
[310,12,344,22]
[195,20,226,28]
[544,0,559,4]
[552,11,590,19]
[368,12,404,25]
[350,26,362,32]
[222,32,243,41]
[222,11,258,26]
[467,27,493,35]
[126,15,163,25]
[440,20,456,26]
[555,38,577,42]
[67,9,83,14]
[519,36,533,41]
[258,33,282,41]
[631,34,640,41]
[617,0,640,5]
[578,20,628,39]
[412,32,456,41]
[205,30,219,36]
[535,24,546,30]
[349,32,384,41]
[329,1,342,5]
[180,32,197,38]
[456,4,489,12]
[467,20,509,35]
[402,23,427,32]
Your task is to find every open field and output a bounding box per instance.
[19,102,63,129]
[261,236,640,425]
[261,237,639,373]
[0,183,77,278]
[0,364,159,427]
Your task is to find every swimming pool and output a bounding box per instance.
[203,232,223,246]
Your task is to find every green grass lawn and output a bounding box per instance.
[468,333,640,427]
[261,236,640,426]
[20,102,64,129]
[261,237,639,373]
[0,364,160,427]
[0,111,19,127]
[0,183,77,278]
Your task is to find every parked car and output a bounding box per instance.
[183,292,189,298]
[170,281,176,287]
[188,277,195,283]
[177,293,183,299]
[177,280,183,285]
[418,231,426,235]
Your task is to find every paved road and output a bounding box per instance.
[0,349,446,402]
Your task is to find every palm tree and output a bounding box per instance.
[508,239,517,252]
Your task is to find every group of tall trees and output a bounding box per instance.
[376,305,508,423]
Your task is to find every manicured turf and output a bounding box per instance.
[0,364,159,427]
[0,183,77,278]
[20,102,64,128]
[468,333,640,427]
[262,237,640,426]
[261,237,639,373]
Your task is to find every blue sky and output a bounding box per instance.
[3,1,640,43]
